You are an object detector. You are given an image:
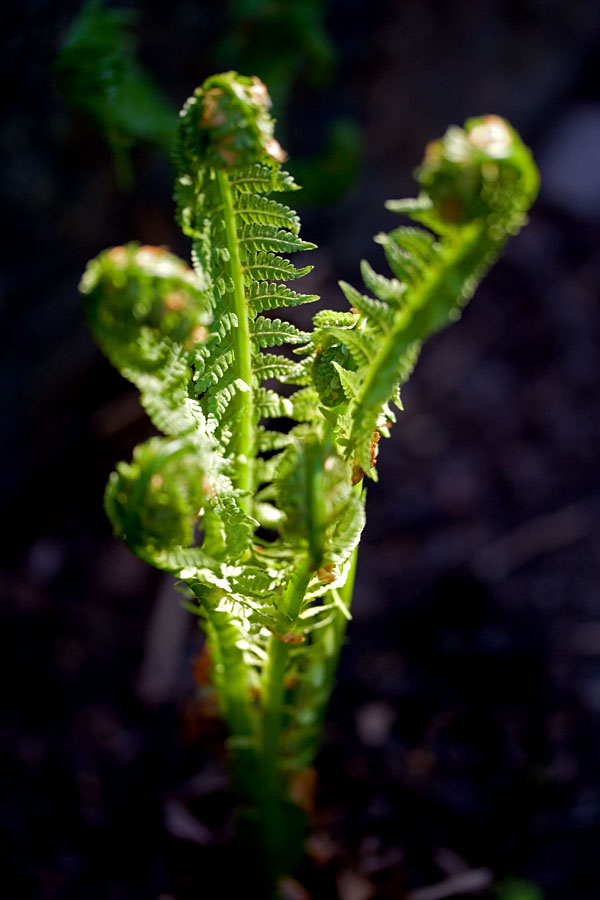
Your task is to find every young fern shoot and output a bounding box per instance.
[80,72,538,893]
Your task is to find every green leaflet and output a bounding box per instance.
[81,79,538,886]
[235,195,301,234]
[252,316,311,348]
[248,281,319,314]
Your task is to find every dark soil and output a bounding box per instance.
[3,2,600,898]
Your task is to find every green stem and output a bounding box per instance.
[215,169,254,509]
[260,556,312,878]
[195,591,257,796]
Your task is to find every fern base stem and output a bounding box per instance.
[260,557,312,880]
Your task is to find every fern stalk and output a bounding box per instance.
[80,75,538,895]
[262,558,312,756]
[215,168,255,504]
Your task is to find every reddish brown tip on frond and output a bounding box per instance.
[270,629,306,644]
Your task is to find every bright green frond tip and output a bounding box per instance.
[415,115,539,227]
[80,74,538,893]
[175,71,288,173]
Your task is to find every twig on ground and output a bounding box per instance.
[407,867,493,900]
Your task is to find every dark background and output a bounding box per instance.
[3,1,600,898]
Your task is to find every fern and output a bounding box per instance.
[304,115,539,478]
[80,76,538,895]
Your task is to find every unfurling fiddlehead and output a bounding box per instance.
[303,115,539,481]
[81,73,538,894]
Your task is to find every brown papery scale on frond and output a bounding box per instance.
[351,431,380,485]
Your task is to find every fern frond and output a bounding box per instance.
[79,243,225,454]
[287,387,322,422]
[211,494,258,562]
[193,346,235,387]
[309,115,539,479]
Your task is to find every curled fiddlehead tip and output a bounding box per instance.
[176,71,286,173]
[417,114,540,226]
[80,242,210,368]
[104,437,210,555]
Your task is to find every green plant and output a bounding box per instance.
[80,72,538,895]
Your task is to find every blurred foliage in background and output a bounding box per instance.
[217,0,337,112]
[54,0,176,187]
[497,879,545,900]
[54,0,361,203]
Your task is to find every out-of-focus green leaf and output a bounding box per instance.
[497,878,545,900]
[55,0,176,185]
[218,0,337,113]
[289,118,362,206]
